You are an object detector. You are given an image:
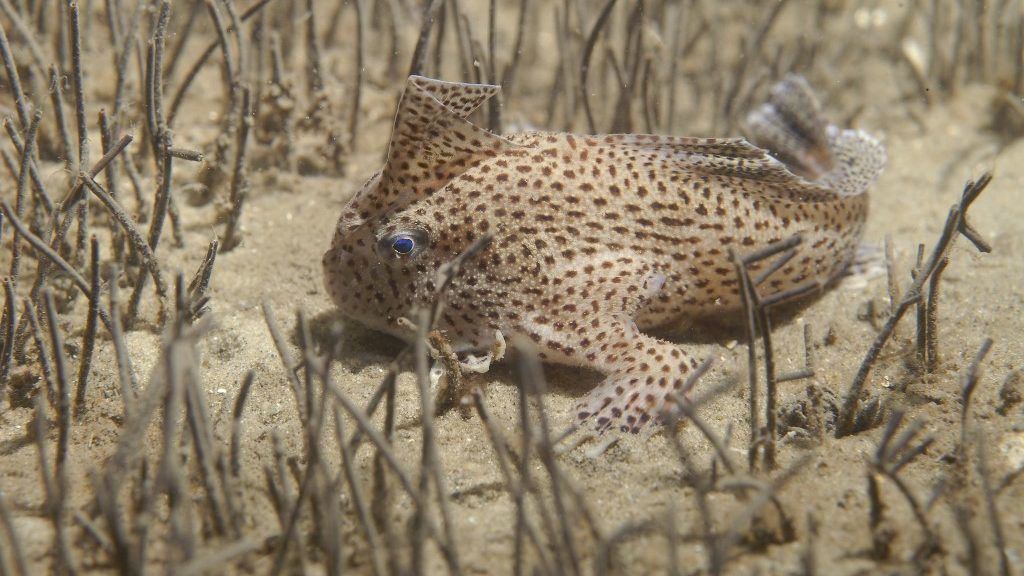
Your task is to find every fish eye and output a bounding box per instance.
[377,228,429,259]
[392,236,415,255]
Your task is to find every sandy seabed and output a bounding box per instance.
[0,1,1022,574]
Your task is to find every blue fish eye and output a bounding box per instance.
[379,228,428,259]
[392,236,415,255]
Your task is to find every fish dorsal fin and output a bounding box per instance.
[380,76,514,207]
[606,134,837,202]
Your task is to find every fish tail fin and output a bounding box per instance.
[746,75,886,196]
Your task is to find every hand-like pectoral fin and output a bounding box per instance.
[516,252,704,433]
[571,321,701,434]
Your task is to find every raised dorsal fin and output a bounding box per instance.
[379,76,514,206]
[337,77,520,233]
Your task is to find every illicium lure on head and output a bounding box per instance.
[323,75,885,434]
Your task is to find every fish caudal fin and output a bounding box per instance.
[745,75,886,197]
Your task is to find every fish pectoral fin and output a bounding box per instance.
[521,309,703,435]
[573,330,703,435]
[512,252,704,433]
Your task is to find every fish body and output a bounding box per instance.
[323,75,885,432]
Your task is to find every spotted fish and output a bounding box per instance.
[323,75,885,433]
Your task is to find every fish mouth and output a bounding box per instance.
[346,313,415,343]
[322,245,416,341]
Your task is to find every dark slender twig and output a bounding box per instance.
[883,235,900,316]
[74,512,112,554]
[800,513,818,576]
[640,57,657,134]
[960,337,994,437]
[753,248,797,287]
[195,0,243,202]
[580,0,618,134]
[608,0,645,133]
[43,290,77,575]
[0,490,29,576]
[222,0,247,115]
[719,456,810,558]
[373,341,400,574]
[0,280,15,396]
[348,0,364,151]
[168,148,204,162]
[268,398,323,576]
[221,86,253,251]
[501,0,530,90]
[80,174,167,300]
[177,536,269,576]
[127,133,176,327]
[8,110,41,289]
[120,144,150,222]
[485,0,501,132]
[869,411,939,555]
[325,379,433,508]
[32,393,71,575]
[333,404,386,576]
[186,239,218,323]
[407,0,444,77]
[0,16,31,130]
[105,267,137,418]
[731,235,810,469]
[665,0,695,133]
[260,304,304,414]
[760,281,820,309]
[721,0,789,129]
[925,257,948,372]
[1,123,54,215]
[98,109,127,262]
[68,1,88,172]
[167,0,277,126]
[471,389,556,575]
[162,0,203,82]
[321,351,460,570]
[778,323,815,383]
[304,0,323,94]
[0,202,114,335]
[733,246,760,472]
[146,1,171,161]
[73,237,101,416]
[183,354,230,537]
[3,1,47,72]
[345,349,409,454]
[515,342,587,575]
[49,65,75,171]
[664,362,738,475]
[412,309,463,575]
[229,371,254,477]
[158,276,197,565]
[838,174,993,437]
[913,244,926,370]
[23,297,55,406]
[113,0,144,120]
[742,235,803,265]
[61,134,134,209]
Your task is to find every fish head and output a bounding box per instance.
[322,76,509,340]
